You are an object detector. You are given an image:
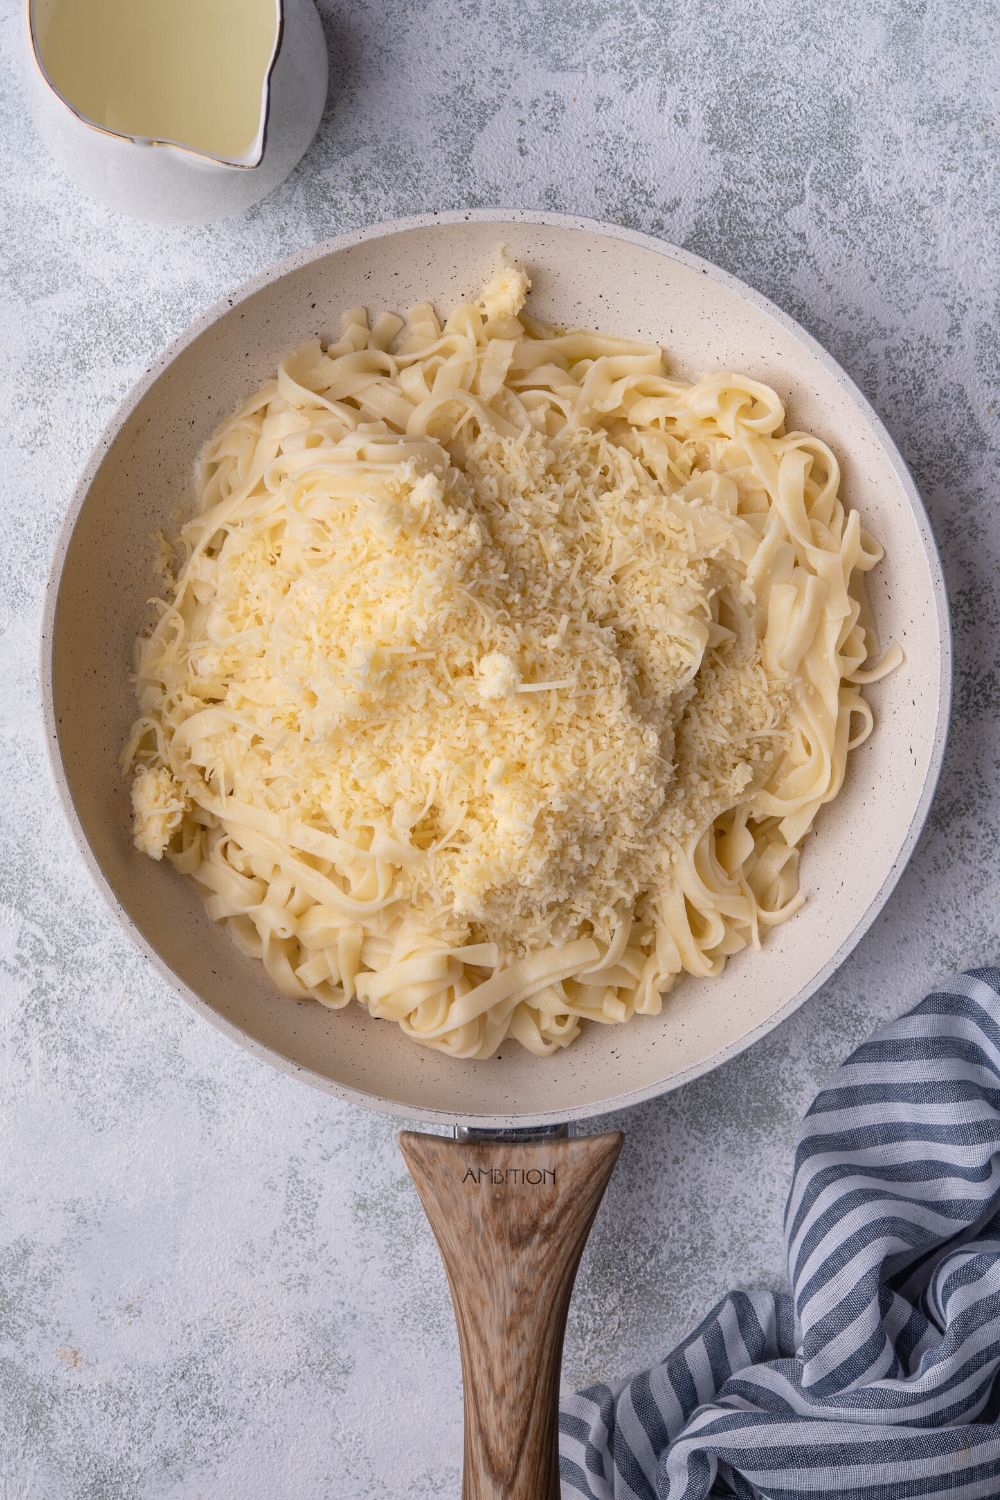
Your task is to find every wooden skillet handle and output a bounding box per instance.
[399,1130,624,1499]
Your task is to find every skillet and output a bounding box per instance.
[42,210,951,1496]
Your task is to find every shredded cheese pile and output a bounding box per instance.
[122,258,898,1058]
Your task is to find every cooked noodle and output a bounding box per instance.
[122,260,900,1058]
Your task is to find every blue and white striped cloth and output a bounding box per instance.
[560,969,1000,1499]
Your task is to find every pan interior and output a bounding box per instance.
[46,215,948,1124]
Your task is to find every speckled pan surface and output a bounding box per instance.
[41,210,951,1126]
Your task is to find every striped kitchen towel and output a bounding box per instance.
[560,968,1000,1499]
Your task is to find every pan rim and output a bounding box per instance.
[40,207,952,1127]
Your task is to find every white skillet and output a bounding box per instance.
[42,211,950,1496]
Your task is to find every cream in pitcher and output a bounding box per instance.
[23,0,328,221]
[33,0,280,163]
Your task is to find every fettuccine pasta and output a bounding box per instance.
[122,259,899,1058]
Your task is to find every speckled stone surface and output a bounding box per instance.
[1,2,998,1494]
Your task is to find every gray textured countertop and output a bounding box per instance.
[2,2,998,1494]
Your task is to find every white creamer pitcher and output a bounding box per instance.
[23,0,328,224]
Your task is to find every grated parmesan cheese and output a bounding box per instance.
[131,765,186,859]
[477,651,521,701]
[479,259,531,322]
[148,425,773,954]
